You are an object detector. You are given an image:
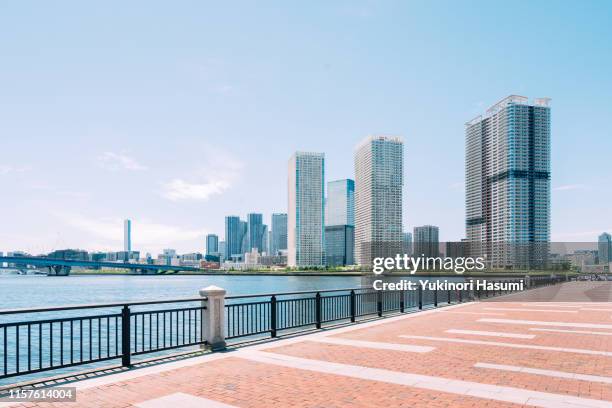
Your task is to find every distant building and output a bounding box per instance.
[446,240,468,259]
[271,213,288,255]
[288,152,325,267]
[218,241,226,262]
[47,249,89,261]
[354,136,403,265]
[402,232,413,256]
[598,233,612,264]
[180,253,202,267]
[206,234,219,256]
[465,95,551,269]
[414,225,439,258]
[124,219,131,252]
[239,220,248,258]
[325,179,355,266]
[247,213,264,253]
[225,216,242,261]
[261,224,269,254]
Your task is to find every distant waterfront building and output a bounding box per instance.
[218,241,226,262]
[247,213,264,252]
[354,135,403,265]
[446,240,469,259]
[261,224,269,254]
[325,179,355,266]
[239,220,248,257]
[402,232,413,256]
[465,95,551,269]
[225,216,242,261]
[288,152,325,267]
[124,219,131,252]
[271,213,288,255]
[598,233,612,264]
[206,234,219,256]
[414,225,439,258]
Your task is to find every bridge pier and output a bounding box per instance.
[47,265,71,276]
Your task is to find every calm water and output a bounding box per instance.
[0,273,362,310]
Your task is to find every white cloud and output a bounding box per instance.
[53,212,207,252]
[160,150,243,202]
[553,184,589,191]
[97,152,147,171]
[0,164,30,175]
[161,179,231,201]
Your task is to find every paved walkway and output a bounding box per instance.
[4,282,612,407]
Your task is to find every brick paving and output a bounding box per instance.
[3,281,612,407]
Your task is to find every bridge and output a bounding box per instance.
[0,256,200,276]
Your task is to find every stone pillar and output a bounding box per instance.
[199,285,227,351]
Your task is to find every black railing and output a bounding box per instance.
[1,275,566,384]
[0,298,206,382]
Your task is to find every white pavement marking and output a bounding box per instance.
[445,329,535,339]
[580,308,612,312]
[310,337,435,353]
[529,328,612,336]
[438,311,506,316]
[474,362,612,385]
[479,318,612,330]
[484,307,578,313]
[237,350,611,408]
[398,335,612,357]
[135,392,238,408]
[521,304,581,308]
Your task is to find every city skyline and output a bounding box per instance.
[1,2,611,255]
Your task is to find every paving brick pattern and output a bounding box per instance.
[4,281,611,407]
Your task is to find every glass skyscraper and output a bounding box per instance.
[123,219,131,252]
[413,225,439,258]
[206,234,219,255]
[465,95,551,269]
[271,213,288,255]
[247,213,264,253]
[288,152,325,267]
[354,136,403,266]
[598,232,612,265]
[325,179,355,266]
[224,216,242,261]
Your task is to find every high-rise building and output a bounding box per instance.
[225,216,242,261]
[247,213,264,253]
[288,152,325,267]
[465,95,551,269]
[206,234,219,255]
[218,241,226,263]
[239,220,248,256]
[124,219,131,252]
[414,225,439,258]
[271,213,288,255]
[261,224,268,254]
[326,179,355,227]
[354,135,403,265]
[325,179,355,266]
[402,232,413,256]
[598,232,612,265]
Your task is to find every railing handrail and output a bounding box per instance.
[0,297,208,316]
[225,287,370,300]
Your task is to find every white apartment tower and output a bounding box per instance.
[354,135,403,266]
[288,152,325,267]
[465,95,551,269]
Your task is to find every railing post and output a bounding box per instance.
[447,290,451,304]
[350,290,356,322]
[459,289,462,303]
[315,292,322,329]
[199,286,226,351]
[400,290,405,313]
[434,289,438,307]
[270,295,277,337]
[418,286,423,310]
[121,305,131,367]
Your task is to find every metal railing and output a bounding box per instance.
[1,275,566,384]
[0,298,206,382]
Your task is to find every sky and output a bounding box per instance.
[0,1,611,255]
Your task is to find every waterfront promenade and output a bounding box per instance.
[3,281,612,407]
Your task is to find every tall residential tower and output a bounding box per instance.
[354,136,403,266]
[325,179,355,266]
[465,95,551,269]
[288,152,325,267]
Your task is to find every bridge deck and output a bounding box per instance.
[3,281,612,408]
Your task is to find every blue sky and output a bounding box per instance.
[1,1,611,255]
